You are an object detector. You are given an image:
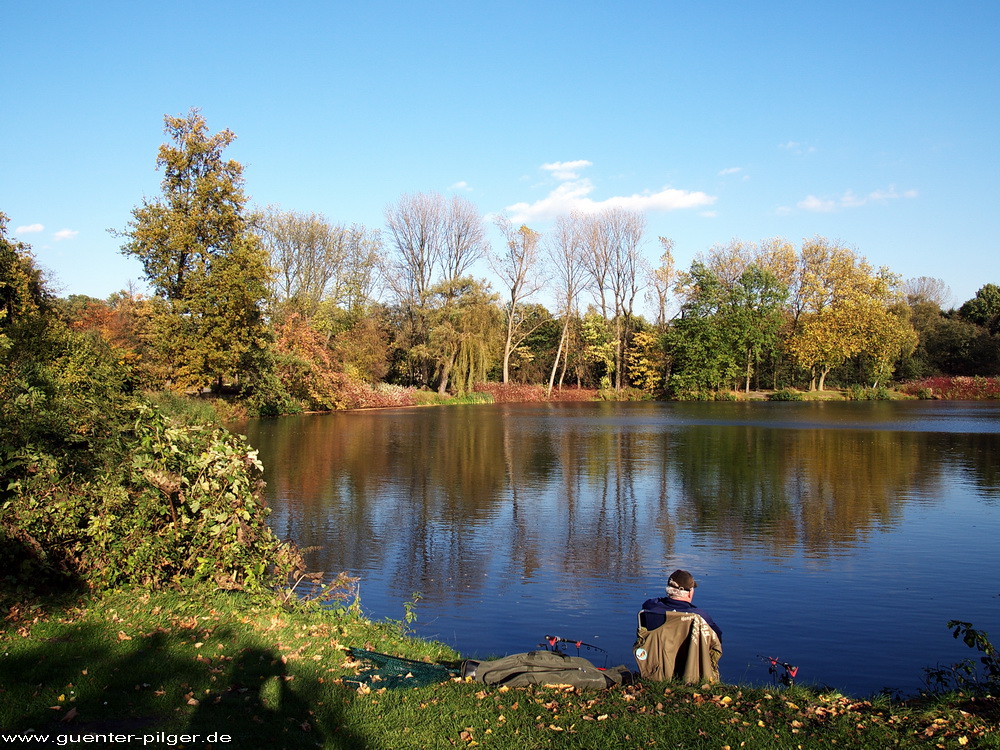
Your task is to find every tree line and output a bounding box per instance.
[28,110,1000,415]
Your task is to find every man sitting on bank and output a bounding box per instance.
[634,569,723,683]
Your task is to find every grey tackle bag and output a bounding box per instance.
[460,650,634,689]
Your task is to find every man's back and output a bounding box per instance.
[634,610,722,683]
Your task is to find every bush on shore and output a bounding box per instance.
[899,376,1000,400]
[473,382,599,403]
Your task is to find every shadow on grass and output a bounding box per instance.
[1,612,365,748]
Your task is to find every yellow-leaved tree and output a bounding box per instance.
[787,237,915,390]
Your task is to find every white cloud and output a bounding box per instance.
[448,180,472,192]
[779,141,817,155]
[540,160,593,180]
[793,185,918,213]
[839,190,866,208]
[15,223,45,234]
[507,171,716,223]
[797,195,837,212]
[718,167,742,176]
[53,228,79,241]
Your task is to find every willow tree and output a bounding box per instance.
[117,109,273,393]
[384,193,487,386]
[420,277,499,395]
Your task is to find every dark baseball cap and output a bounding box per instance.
[668,569,697,590]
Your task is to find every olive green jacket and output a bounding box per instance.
[633,611,722,683]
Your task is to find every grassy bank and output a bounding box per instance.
[3,588,997,749]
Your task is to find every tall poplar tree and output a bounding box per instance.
[118,109,273,393]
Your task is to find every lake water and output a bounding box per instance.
[237,400,1000,697]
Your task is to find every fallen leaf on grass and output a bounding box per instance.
[60,708,78,723]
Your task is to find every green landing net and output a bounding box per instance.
[345,648,459,689]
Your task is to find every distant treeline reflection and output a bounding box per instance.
[247,404,999,602]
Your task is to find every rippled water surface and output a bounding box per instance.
[238,400,1000,696]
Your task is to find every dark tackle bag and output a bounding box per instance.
[461,650,634,689]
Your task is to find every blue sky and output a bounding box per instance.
[4,1,998,311]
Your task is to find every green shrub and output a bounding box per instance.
[2,402,301,593]
[923,620,1000,694]
[846,385,891,401]
[768,388,803,401]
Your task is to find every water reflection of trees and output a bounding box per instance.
[243,405,1000,605]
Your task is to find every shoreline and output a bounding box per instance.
[3,585,997,748]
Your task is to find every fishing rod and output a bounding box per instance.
[541,634,609,666]
[758,654,799,686]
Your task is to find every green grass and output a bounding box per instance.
[145,390,250,425]
[2,587,998,749]
[412,391,494,406]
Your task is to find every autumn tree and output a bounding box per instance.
[545,213,586,395]
[605,208,646,391]
[904,276,952,309]
[117,109,274,395]
[57,288,160,388]
[492,217,547,383]
[580,208,646,391]
[0,212,48,346]
[725,265,788,392]
[1,215,137,487]
[786,238,913,390]
[647,236,676,329]
[384,193,487,385]
[384,193,445,310]
[899,278,997,377]
[257,207,382,321]
[665,263,741,394]
[960,283,1000,335]
[580,308,616,389]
